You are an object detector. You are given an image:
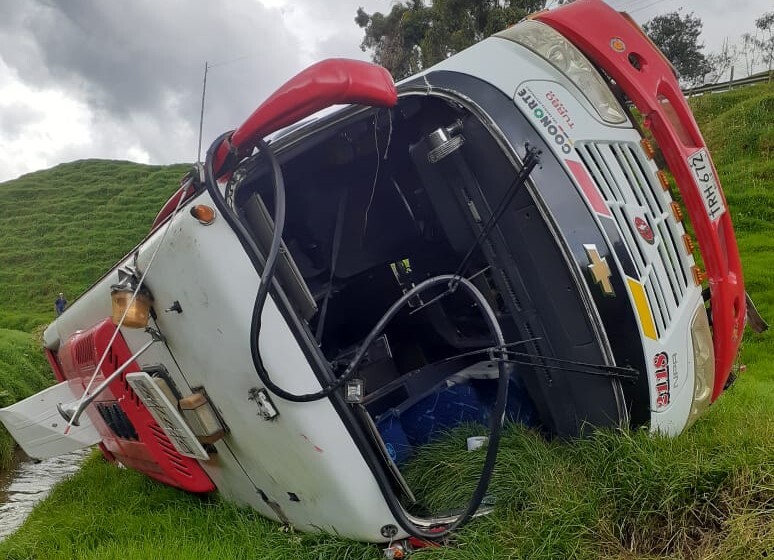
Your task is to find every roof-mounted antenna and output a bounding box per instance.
[197,61,209,166]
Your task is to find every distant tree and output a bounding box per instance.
[705,39,738,84]
[355,1,427,80]
[355,0,547,80]
[739,31,762,76]
[643,11,710,87]
[755,11,774,76]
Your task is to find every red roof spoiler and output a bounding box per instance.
[212,58,397,176]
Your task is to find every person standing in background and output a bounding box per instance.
[55,292,67,316]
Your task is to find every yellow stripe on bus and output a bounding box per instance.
[627,277,658,340]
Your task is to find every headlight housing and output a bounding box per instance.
[496,20,627,125]
[686,305,715,428]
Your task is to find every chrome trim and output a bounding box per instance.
[576,140,692,338]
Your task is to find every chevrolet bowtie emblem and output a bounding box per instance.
[584,244,614,296]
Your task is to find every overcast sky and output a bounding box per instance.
[0,0,769,183]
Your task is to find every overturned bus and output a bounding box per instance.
[1,0,760,546]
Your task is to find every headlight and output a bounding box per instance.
[686,305,715,428]
[496,20,627,125]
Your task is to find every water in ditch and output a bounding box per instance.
[0,448,88,540]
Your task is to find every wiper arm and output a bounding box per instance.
[450,144,541,292]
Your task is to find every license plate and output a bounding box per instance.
[126,372,209,460]
[687,148,725,222]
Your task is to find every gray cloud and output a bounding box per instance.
[0,0,395,176]
[0,0,311,167]
[0,101,44,140]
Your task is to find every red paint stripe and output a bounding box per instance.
[537,0,744,400]
[566,159,611,217]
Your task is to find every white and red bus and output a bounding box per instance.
[2,0,757,546]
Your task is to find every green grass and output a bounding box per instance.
[0,328,54,469]
[0,85,772,558]
[0,454,378,560]
[690,86,774,236]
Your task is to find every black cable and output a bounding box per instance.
[255,273,500,403]
[315,188,349,343]
[251,138,287,346]
[431,343,639,382]
[217,140,491,405]
[205,135,511,538]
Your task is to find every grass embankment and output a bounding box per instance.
[0,86,772,558]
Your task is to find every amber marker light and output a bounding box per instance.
[671,201,684,222]
[692,266,707,286]
[191,204,216,225]
[640,138,656,160]
[111,289,153,329]
[683,234,696,254]
[657,170,670,191]
[610,37,626,52]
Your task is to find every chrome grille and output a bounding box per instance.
[576,141,692,337]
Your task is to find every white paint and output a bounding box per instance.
[46,193,403,542]
[0,381,101,460]
[125,372,209,460]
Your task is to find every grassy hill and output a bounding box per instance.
[0,160,189,332]
[0,85,772,559]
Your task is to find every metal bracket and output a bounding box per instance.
[248,388,279,420]
[344,379,365,404]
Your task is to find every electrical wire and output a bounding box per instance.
[204,135,512,539]
[628,0,670,14]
